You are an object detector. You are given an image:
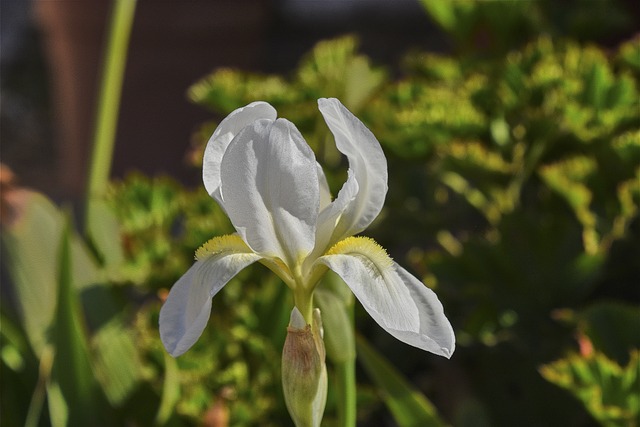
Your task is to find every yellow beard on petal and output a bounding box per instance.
[195,234,252,260]
[325,236,394,276]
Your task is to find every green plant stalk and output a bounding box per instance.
[335,358,356,427]
[84,0,137,231]
[335,305,356,427]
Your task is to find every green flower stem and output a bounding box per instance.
[294,286,314,324]
[335,304,356,427]
[336,357,356,427]
[84,0,137,231]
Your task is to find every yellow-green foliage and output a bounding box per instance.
[368,36,639,255]
[540,351,640,427]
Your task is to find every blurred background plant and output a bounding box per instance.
[1,0,638,426]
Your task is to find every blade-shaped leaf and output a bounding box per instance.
[315,272,356,426]
[155,351,181,426]
[356,334,447,427]
[314,287,355,364]
[48,220,112,426]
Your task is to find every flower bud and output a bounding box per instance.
[282,307,327,427]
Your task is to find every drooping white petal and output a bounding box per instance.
[317,98,388,243]
[220,118,319,266]
[159,242,261,357]
[319,250,419,336]
[391,265,456,357]
[318,237,455,358]
[203,102,277,205]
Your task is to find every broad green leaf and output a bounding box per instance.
[2,190,99,355]
[2,190,65,355]
[356,334,447,427]
[91,312,141,406]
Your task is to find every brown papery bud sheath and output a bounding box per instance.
[281,307,327,427]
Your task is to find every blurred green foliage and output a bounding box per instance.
[540,351,639,427]
[419,0,634,54]
[2,1,639,425]
[185,33,639,425]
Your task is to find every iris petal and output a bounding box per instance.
[317,98,388,244]
[220,118,319,266]
[316,162,332,211]
[391,265,456,358]
[319,237,455,358]
[203,101,277,205]
[159,239,261,357]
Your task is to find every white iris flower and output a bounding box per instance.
[159,98,455,359]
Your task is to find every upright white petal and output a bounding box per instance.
[220,119,319,266]
[316,162,332,211]
[203,102,277,205]
[317,98,388,244]
[305,170,358,272]
[318,237,455,358]
[159,247,261,357]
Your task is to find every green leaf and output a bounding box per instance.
[314,287,355,364]
[91,313,142,406]
[155,351,180,426]
[356,334,447,427]
[47,220,112,426]
[2,190,103,356]
[315,272,357,427]
[3,190,141,408]
[0,312,29,373]
[617,38,640,75]
[2,191,66,355]
[418,0,459,31]
[584,62,611,111]
[343,55,386,112]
